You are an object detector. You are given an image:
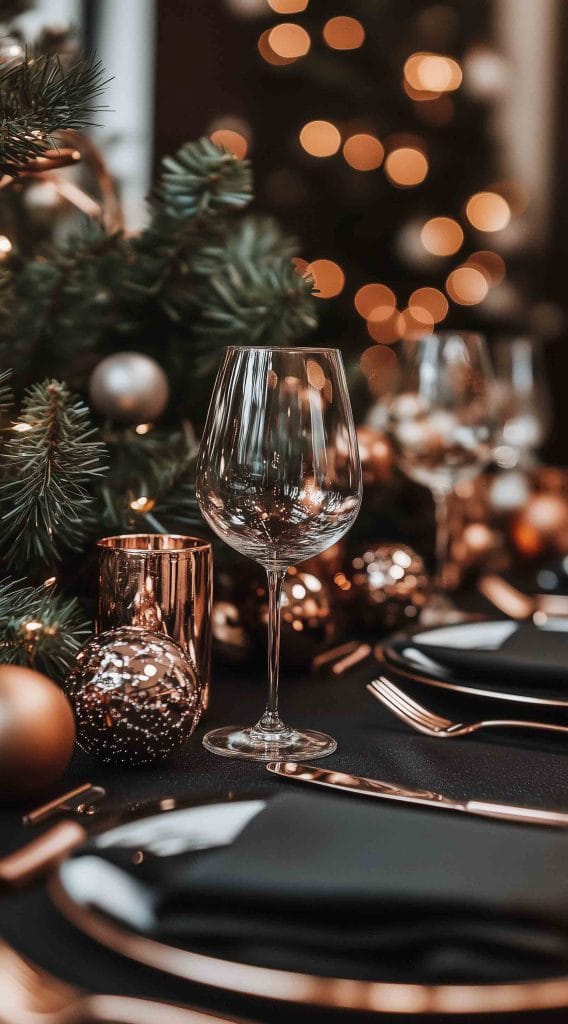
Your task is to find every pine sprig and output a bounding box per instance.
[0,54,107,176]
[0,368,13,417]
[0,577,90,680]
[155,137,253,220]
[0,380,107,566]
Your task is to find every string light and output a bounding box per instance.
[360,345,399,395]
[367,311,403,345]
[268,23,311,60]
[13,422,32,433]
[323,16,365,50]
[446,266,489,305]
[384,148,428,187]
[409,287,449,323]
[466,191,511,232]
[354,283,396,320]
[399,307,434,338]
[267,0,308,11]
[343,133,383,171]
[292,256,309,275]
[129,496,156,513]
[0,235,12,257]
[258,28,295,65]
[404,52,462,94]
[210,129,248,159]
[307,259,345,298]
[420,216,463,256]
[299,120,341,157]
[135,423,153,435]
[466,251,506,287]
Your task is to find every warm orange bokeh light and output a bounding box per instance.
[343,133,384,171]
[291,256,309,276]
[446,266,489,305]
[323,16,365,50]
[300,120,341,157]
[307,259,345,298]
[258,29,295,65]
[409,287,449,324]
[354,283,396,320]
[267,0,309,11]
[360,345,400,394]
[404,52,462,93]
[210,129,248,159]
[399,307,434,338]
[466,191,511,232]
[466,250,506,287]
[403,80,440,102]
[367,311,403,344]
[268,23,311,59]
[384,147,428,187]
[420,216,464,256]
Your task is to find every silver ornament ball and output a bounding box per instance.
[88,352,170,424]
[66,627,201,766]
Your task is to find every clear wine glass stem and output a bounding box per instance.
[252,567,288,739]
[433,489,452,591]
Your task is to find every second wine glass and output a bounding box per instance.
[196,346,362,760]
[388,332,495,622]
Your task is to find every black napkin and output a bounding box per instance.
[144,791,568,983]
[391,621,568,691]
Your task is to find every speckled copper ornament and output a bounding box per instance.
[340,542,428,630]
[66,627,200,766]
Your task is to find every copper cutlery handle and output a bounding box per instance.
[0,821,87,891]
[69,994,252,1024]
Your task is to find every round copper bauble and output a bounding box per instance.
[212,565,337,668]
[0,666,76,801]
[341,543,428,630]
[88,352,169,425]
[66,627,200,766]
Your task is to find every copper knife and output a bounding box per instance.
[267,761,568,829]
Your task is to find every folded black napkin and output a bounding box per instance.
[140,791,568,983]
[391,620,568,690]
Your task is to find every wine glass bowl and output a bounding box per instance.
[196,346,362,760]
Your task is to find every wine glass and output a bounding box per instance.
[388,332,495,622]
[493,336,551,468]
[196,346,362,760]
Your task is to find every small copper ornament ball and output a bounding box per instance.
[0,666,76,801]
[66,627,201,766]
[88,352,170,425]
[341,543,428,630]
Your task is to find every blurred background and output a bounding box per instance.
[4,0,568,659]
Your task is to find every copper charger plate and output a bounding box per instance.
[49,790,568,1017]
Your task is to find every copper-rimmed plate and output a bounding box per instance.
[49,790,568,1017]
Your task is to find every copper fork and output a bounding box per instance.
[0,938,252,1023]
[367,676,568,739]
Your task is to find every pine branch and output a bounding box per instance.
[0,54,107,176]
[0,577,90,681]
[0,380,107,566]
[154,137,253,220]
[0,368,13,417]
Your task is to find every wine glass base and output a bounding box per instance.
[202,726,337,762]
[420,592,480,627]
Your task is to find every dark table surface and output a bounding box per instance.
[2,648,568,1023]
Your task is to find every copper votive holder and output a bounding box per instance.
[97,535,212,712]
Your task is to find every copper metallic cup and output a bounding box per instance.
[97,535,212,712]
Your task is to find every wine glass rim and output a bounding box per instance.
[225,345,341,354]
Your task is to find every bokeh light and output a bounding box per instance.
[258,28,295,65]
[367,311,403,344]
[466,250,506,287]
[300,120,341,157]
[409,287,449,323]
[384,147,428,187]
[466,191,511,232]
[291,256,309,275]
[209,129,248,159]
[343,133,384,171]
[360,345,400,395]
[307,259,345,298]
[399,307,435,338]
[404,52,462,93]
[355,283,396,320]
[446,266,489,305]
[0,235,12,256]
[420,216,463,256]
[268,22,311,59]
[267,0,309,12]
[323,16,365,50]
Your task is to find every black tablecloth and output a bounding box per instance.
[2,654,568,1023]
